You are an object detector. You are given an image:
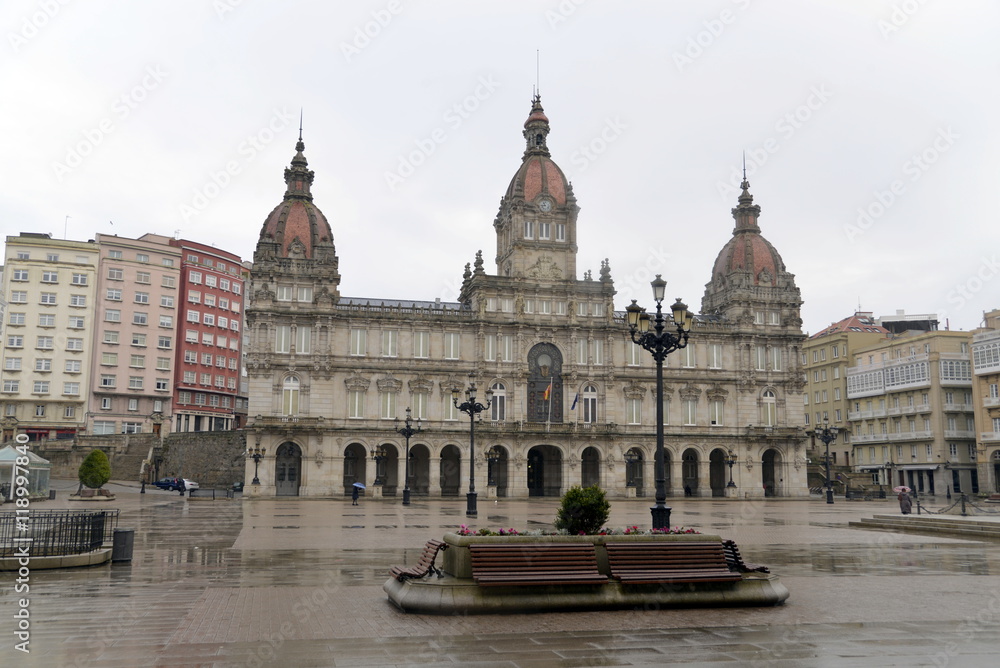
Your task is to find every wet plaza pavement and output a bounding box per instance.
[4,481,1000,667]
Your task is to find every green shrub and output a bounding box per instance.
[554,485,610,535]
[78,449,112,489]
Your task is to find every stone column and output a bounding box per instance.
[429,456,441,496]
[696,459,711,497]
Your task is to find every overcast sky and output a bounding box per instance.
[3,0,997,334]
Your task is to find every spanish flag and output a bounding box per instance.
[543,379,553,401]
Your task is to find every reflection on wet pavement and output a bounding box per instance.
[5,486,1000,666]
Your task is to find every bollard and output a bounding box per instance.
[112,528,135,562]
[49,489,56,500]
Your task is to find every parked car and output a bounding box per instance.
[182,479,199,491]
[153,477,183,491]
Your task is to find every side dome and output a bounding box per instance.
[256,136,335,260]
[710,177,786,286]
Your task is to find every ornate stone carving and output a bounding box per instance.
[679,383,702,401]
[525,254,563,280]
[376,375,402,393]
[623,382,646,399]
[344,372,370,392]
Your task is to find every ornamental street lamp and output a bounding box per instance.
[452,376,493,517]
[371,445,386,486]
[626,274,693,530]
[248,446,265,485]
[725,450,737,488]
[395,407,421,505]
[485,446,502,486]
[624,449,639,487]
[807,421,838,504]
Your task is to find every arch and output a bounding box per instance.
[274,442,301,496]
[527,343,564,423]
[581,384,598,424]
[282,375,300,415]
[709,448,728,497]
[762,448,782,496]
[527,444,563,496]
[343,443,367,495]
[761,389,777,426]
[408,443,431,496]
[486,444,510,497]
[440,444,462,496]
[490,381,507,422]
[581,446,601,488]
[624,446,644,494]
[682,448,699,496]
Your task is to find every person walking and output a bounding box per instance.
[898,490,912,515]
[352,485,360,506]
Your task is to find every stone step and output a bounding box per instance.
[850,516,1000,540]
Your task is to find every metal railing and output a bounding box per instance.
[0,509,119,557]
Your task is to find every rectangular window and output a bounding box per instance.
[40,292,57,305]
[156,357,170,371]
[69,316,85,329]
[41,271,58,283]
[203,314,215,326]
[4,358,21,370]
[682,345,696,368]
[708,343,723,369]
[9,291,27,304]
[12,269,29,281]
[105,309,121,323]
[683,399,697,425]
[35,358,51,372]
[484,335,496,362]
[412,393,428,420]
[523,220,534,238]
[205,275,216,288]
[135,271,150,284]
[8,313,25,326]
[350,329,367,356]
[297,286,312,302]
[129,354,145,368]
[771,349,783,371]
[501,335,514,362]
[348,391,364,419]
[136,253,149,263]
[38,314,55,327]
[189,271,202,284]
[36,336,54,350]
[129,377,143,390]
[133,312,147,325]
[132,333,146,347]
[159,315,173,328]
[100,375,116,388]
[275,326,291,354]
[187,310,200,323]
[135,292,149,304]
[276,286,293,301]
[709,400,724,426]
[538,221,550,239]
[626,342,642,366]
[2,380,19,393]
[296,326,311,354]
[93,421,115,434]
[755,346,767,371]
[626,398,641,425]
[102,352,118,365]
[128,399,139,411]
[382,330,398,357]
[160,295,174,308]
[555,223,566,241]
[7,335,24,348]
[108,267,124,280]
[66,338,83,351]
[444,332,460,360]
[380,392,396,419]
[188,291,201,304]
[444,397,459,421]
[592,340,604,366]
[412,331,430,358]
[162,275,176,287]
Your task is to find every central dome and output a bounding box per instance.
[503,94,569,206]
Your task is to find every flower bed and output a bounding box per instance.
[455,524,701,537]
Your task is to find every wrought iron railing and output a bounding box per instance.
[0,509,119,557]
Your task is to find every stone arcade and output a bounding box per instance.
[244,96,808,500]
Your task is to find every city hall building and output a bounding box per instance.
[243,96,808,499]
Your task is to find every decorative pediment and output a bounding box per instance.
[679,383,702,401]
[441,376,465,395]
[344,372,370,392]
[623,382,646,399]
[376,375,402,393]
[408,377,434,394]
[706,384,729,402]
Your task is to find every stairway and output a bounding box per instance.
[850,514,1000,540]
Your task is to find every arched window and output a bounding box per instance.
[761,389,776,426]
[282,376,300,415]
[582,384,598,424]
[491,382,506,421]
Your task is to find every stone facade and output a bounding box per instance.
[244,97,808,500]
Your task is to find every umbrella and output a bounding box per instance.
[352,482,366,489]
[893,486,911,493]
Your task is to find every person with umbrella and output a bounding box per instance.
[352,482,364,505]
[895,486,912,514]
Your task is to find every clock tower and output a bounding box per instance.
[493,95,579,281]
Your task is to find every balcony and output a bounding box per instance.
[943,403,975,413]
[943,430,976,440]
[981,432,1000,443]
[984,396,1000,408]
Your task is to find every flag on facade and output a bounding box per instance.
[543,379,552,401]
[571,392,579,410]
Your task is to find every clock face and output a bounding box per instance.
[538,198,552,212]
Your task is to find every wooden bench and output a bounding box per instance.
[606,541,743,585]
[722,539,770,573]
[469,543,607,587]
[390,539,449,582]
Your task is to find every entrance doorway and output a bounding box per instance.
[762,449,779,497]
[709,449,727,497]
[440,444,461,496]
[527,445,562,496]
[581,447,600,487]
[342,443,367,495]
[274,442,301,496]
[682,448,699,496]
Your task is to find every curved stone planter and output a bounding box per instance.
[384,532,789,614]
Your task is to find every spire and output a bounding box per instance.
[283,131,314,201]
[522,93,551,158]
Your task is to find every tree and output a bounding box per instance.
[554,485,610,535]
[78,449,112,489]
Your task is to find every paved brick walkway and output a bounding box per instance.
[3,482,1000,666]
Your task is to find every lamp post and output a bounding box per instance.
[885,456,895,491]
[371,445,386,486]
[248,446,265,485]
[626,274,692,530]
[485,446,501,486]
[395,407,421,505]
[624,449,639,487]
[807,421,838,504]
[724,450,737,488]
[452,376,493,517]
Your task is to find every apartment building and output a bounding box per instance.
[0,233,100,441]
[971,308,1000,493]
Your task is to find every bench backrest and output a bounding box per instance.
[606,541,729,572]
[470,543,600,574]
